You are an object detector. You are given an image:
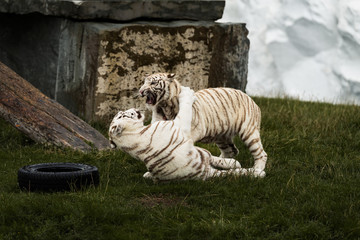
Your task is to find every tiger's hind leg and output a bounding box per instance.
[241,128,267,178]
[210,156,241,170]
[216,140,239,158]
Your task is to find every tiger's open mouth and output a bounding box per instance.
[145,92,157,105]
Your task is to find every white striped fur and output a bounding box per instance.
[109,87,247,182]
[139,73,267,177]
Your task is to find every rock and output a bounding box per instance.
[57,20,249,122]
[0,0,225,21]
[0,1,249,122]
[0,13,62,99]
[0,14,249,122]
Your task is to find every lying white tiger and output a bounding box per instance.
[139,73,267,177]
[109,87,247,182]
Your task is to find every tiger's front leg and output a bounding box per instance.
[174,86,196,138]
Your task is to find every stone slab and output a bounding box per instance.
[0,0,225,21]
[0,14,249,122]
[54,21,248,121]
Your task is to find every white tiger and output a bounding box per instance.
[139,73,267,177]
[109,87,247,182]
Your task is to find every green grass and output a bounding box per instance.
[1,97,360,240]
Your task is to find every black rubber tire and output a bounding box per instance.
[18,163,99,192]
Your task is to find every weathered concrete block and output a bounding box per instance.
[0,14,249,123]
[0,0,225,21]
[55,21,249,122]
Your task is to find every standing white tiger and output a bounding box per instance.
[109,87,247,182]
[139,73,267,177]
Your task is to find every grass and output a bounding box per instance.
[0,97,360,240]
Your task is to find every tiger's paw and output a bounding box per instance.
[247,168,266,178]
[143,171,153,179]
[234,161,242,169]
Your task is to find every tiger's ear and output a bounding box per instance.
[167,73,176,82]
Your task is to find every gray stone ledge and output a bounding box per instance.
[0,14,248,122]
[0,0,225,21]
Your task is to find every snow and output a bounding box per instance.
[219,0,360,105]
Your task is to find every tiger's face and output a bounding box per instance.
[109,108,144,149]
[139,73,176,105]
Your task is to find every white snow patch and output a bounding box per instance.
[219,0,360,105]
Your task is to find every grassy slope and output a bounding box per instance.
[0,97,359,240]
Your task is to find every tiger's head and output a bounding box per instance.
[139,73,181,106]
[109,108,144,149]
